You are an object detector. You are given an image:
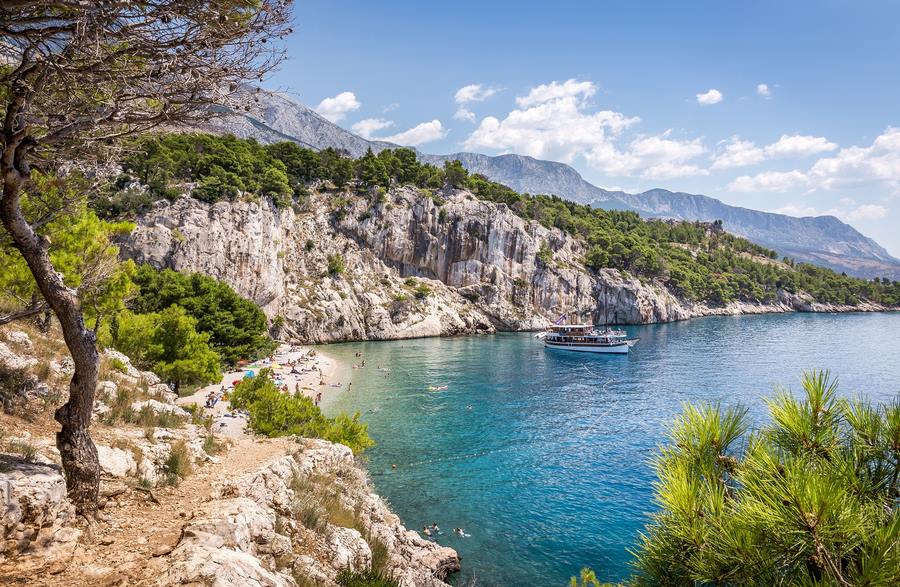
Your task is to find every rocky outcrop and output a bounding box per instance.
[156,439,459,587]
[0,458,81,570]
[121,187,893,344]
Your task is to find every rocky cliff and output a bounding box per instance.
[0,327,458,586]
[120,186,889,344]
[207,89,900,280]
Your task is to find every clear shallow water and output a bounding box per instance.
[322,313,900,586]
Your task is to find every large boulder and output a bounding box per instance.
[0,457,81,567]
[96,445,137,478]
[155,497,295,587]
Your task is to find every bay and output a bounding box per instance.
[322,313,900,586]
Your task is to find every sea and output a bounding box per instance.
[321,312,900,586]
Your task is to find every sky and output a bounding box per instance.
[268,0,900,256]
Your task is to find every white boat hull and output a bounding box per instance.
[544,340,632,354]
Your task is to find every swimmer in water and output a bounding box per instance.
[422,526,432,537]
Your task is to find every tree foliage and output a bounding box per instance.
[129,264,274,364]
[230,369,374,454]
[0,173,136,326]
[0,0,293,516]
[631,371,900,586]
[113,306,221,391]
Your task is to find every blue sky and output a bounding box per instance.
[268,0,900,255]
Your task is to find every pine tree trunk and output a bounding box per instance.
[1,161,100,517]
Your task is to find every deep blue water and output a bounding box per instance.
[322,313,900,586]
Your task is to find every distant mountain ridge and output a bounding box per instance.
[206,90,900,280]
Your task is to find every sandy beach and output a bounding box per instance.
[177,343,348,437]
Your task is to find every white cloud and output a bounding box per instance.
[464,88,638,164]
[382,119,448,146]
[711,137,766,169]
[314,91,360,122]
[382,103,400,113]
[624,133,708,179]
[455,84,499,104]
[728,170,809,192]
[453,107,477,123]
[757,83,771,98]
[696,88,723,105]
[710,134,838,171]
[808,127,900,190]
[463,79,707,179]
[351,118,394,139]
[845,203,888,221]
[765,134,838,158]
[772,201,887,222]
[772,203,818,217]
[727,128,900,205]
[516,79,597,108]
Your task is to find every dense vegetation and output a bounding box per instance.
[230,369,374,454]
[625,371,899,586]
[101,133,900,308]
[111,305,222,392]
[129,264,274,364]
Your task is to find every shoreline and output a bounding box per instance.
[177,343,349,436]
[295,303,900,346]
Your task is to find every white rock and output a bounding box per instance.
[96,445,137,478]
[5,330,32,350]
[131,399,190,419]
[0,342,37,371]
[96,380,118,402]
[0,459,81,562]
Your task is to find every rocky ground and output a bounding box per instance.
[0,325,459,586]
[120,185,896,345]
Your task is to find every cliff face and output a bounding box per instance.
[208,88,900,280]
[120,186,888,344]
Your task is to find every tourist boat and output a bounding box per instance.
[540,287,638,354]
[541,323,639,354]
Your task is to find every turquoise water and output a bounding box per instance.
[322,313,900,586]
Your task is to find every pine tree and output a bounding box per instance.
[632,371,900,586]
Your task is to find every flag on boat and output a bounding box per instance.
[553,313,567,325]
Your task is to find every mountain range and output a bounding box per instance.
[201,90,900,280]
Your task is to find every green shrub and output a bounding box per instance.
[413,283,432,299]
[537,241,554,265]
[231,369,373,454]
[129,264,274,364]
[110,357,129,373]
[202,434,225,456]
[327,253,346,276]
[335,569,400,587]
[631,370,900,586]
[113,305,221,392]
[163,439,192,486]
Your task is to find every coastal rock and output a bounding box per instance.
[0,342,37,372]
[96,445,137,478]
[0,458,81,567]
[121,188,893,344]
[131,399,190,419]
[3,331,32,352]
[205,439,460,587]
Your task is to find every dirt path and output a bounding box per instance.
[14,436,294,587]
